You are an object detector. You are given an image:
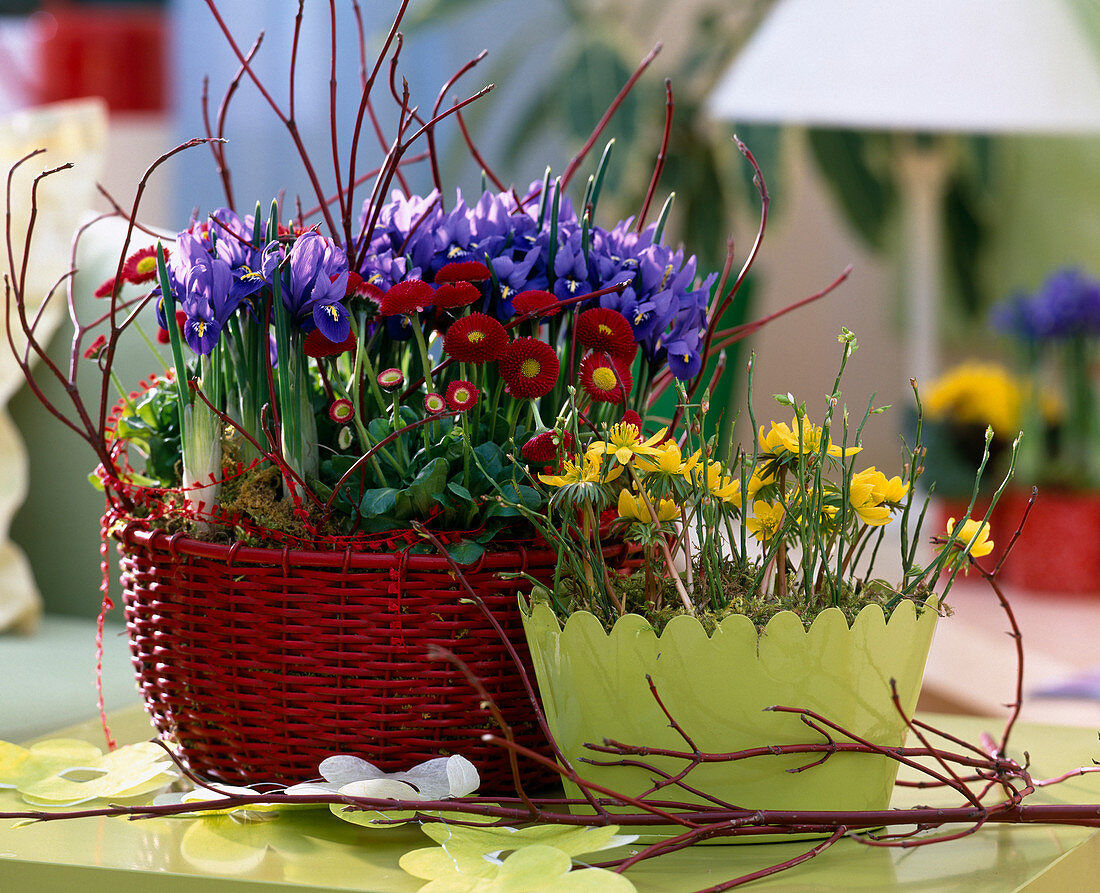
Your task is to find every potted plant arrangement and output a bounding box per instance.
[6,0,1008,823]
[518,330,1007,822]
[3,1,739,792]
[990,267,1100,593]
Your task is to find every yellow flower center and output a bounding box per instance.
[592,366,618,391]
[468,331,485,343]
[520,358,541,379]
[598,323,613,336]
[137,256,157,275]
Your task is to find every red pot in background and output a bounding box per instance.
[998,488,1100,594]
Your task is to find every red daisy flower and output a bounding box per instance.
[432,280,481,310]
[377,368,405,390]
[621,409,642,430]
[521,430,574,463]
[499,337,560,399]
[512,289,561,319]
[82,334,107,360]
[445,380,479,412]
[576,307,637,361]
[423,392,447,414]
[579,351,633,404]
[304,327,357,357]
[435,260,490,284]
[94,278,118,299]
[122,246,162,284]
[442,312,508,364]
[329,398,355,423]
[379,279,434,316]
[345,271,383,303]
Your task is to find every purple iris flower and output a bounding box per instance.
[552,230,589,301]
[354,185,713,376]
[209,209,266,306]
[284,231,351,342]
[423,199,477,278]
[359,251,414,295]
[604,285,666,343]
[178,249,237,356]
[664,327,704,381]
[489,246,540,315]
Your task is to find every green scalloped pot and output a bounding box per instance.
[521,599,938,832]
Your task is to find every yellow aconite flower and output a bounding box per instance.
[848,472,891,527]
[874,471,909,504]
[746,468,775,500]
[941,516,994,569]
[586,423,667,465]
[846,466,909,527]
[635,440,700,476]
[618,488,679,524]
[763,417,862,459]
[692,461,741,507]
[746,500,785,542]
[538,453,623,489]
[758,423,786,454]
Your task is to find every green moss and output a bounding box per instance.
[542,557,938,635]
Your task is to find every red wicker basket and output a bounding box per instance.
[112,514,588,792]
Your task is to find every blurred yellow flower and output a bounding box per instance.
[924,362,1024,435]
[746,500,785,542]
[618,488,679,524]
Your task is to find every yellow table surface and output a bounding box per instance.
[3,706,1100,891]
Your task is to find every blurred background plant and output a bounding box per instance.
[990,267,1100,489]
[918,360,1058,499]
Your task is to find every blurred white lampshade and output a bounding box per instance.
[708,0,1100,134]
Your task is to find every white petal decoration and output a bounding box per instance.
[445,754,480,798]
[338,778,422,801]
[317,754,385,786]
[288,753,480,801]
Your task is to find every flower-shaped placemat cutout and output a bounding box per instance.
[2,739,177,806]
[400,824,638,892]
[0,739,104,790]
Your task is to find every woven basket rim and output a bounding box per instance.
[110,517,570,571]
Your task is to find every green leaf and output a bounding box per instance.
[447,481,473,502]
[359,488,399,517]
[446,540,486,566]
[406,457,450,516]
[367,418,391,443]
